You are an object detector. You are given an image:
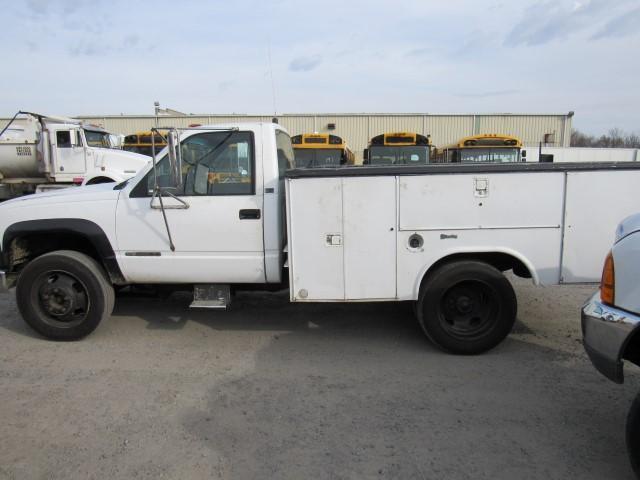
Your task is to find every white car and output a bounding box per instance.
[582,212,640,476]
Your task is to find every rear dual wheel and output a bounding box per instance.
[417,260,517,355]
[16,250,114,340]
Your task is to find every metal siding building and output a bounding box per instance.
[2,112,573,161]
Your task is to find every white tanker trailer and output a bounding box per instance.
[0,111,150,200]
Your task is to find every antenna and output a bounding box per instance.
[267,38,277,116]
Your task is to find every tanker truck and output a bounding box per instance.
[0,111,150,200]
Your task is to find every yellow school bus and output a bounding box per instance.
[363,132,433,165]
[122,131,167,157]
[437,134,525,163]
[291,133,355,167]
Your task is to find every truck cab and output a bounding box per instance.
[115,123,292,284]
[0,112,149,199]
[47,122,148,186]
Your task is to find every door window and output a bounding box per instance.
[131,131,255,197]
[56,131,72,148]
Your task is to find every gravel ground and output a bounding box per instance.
[0,277,638,480]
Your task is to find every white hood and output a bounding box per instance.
[1,182,120,207]
[616,213,640,243]
[0,183,121,247]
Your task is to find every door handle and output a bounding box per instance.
[239,209,261,220]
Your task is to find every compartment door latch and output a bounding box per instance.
[325,233,342,246]
[474,178,489,198]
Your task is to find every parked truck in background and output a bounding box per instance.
[1,122,639,355]
[0,111,150,200]
[582,213,640,477]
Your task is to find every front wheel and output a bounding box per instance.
[626,392,640,478]
[16,250,115,340]
[417,260,517,355]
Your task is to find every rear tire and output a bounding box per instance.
[417,260,517,355]
[626,392,640,478]
[16,250,114,340]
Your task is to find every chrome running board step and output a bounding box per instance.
[190,284,231,309]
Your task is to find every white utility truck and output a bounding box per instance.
[0,111,149,200]
[0,122,639,354]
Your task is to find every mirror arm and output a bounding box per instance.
[149,127,188,252]
[150,188,189,251]
[154,187,175,252]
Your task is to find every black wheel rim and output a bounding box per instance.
[438,280,500,339]
[33,270,90,328]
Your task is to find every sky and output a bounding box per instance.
[0,0,638,134]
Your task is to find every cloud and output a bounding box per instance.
[591,6,640,40]
[289,55,322,72]
[123,34,140,48]
[454,89,521,98]
[504,0,611,46]
[218,80,236,92]
[25,0,50,17]
[405,47,433,58]
[68,40,111,57]
[67,34,142,56]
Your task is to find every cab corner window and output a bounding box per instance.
[275,130,295,177]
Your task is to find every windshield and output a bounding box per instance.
[459,148,520,163]
[84,129,113,148]
[369,146,430,165]
[294,148,343,168]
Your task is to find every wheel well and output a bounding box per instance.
[8,232,102,273]
[85,176,115,185]
[419,252,532,294]
[623,328,640,368]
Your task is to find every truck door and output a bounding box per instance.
[52,128,86,174]
[114,128,266,284]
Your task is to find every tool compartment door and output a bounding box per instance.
[287,177,344,300]
[562,170,640,282]
[343,176,397,299]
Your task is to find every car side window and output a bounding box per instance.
[56,131,72,148]
[131,131,255,197]
[275,129,295,178]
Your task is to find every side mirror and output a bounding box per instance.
[166,129,183,190]
[521,149,527,162]
[363,148,369,164]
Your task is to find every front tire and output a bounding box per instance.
[417,260,517,355]
[627,392,640,478]
[16,250,114,340]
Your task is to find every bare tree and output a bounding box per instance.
[571,128,640,148]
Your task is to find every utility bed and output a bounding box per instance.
[286,162,640,302]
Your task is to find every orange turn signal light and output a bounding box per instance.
[600,251,615,305]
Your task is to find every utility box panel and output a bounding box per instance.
[561,170,640,282]
[287,176,397,301]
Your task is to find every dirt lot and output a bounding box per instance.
[1,277,639,479]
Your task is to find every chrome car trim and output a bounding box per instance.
[582,292,640,383]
